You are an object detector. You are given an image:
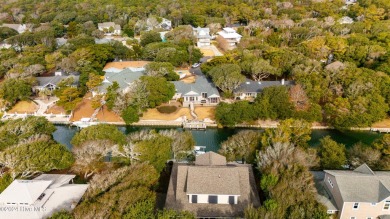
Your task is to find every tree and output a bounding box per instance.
[121,106,140,125]
[0,27,18,41]
[159,130,195,160]
[140,76,175,108]
[48,210,74,219]
[0,137,74,179]
[348,143,381,169]
[140,31,161,46]
[136,135,172,172]
[54,77,83,112]
[71,124,126,147]
[249,59,281,81]
[0,78,32,107]
[86,73,103,92]
[0,117,56,151]
[105,82,119,110]
[208,64,245,95]
[219,130,261,163]
[254,86,294,120]
[145,62,179,81]
[318,136,347,169]
[157,209,195,219]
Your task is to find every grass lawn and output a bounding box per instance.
[8,101,38,114]
[195,106,216,120]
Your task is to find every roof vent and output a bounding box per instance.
[246,82,250,84]
[258,81,261,84]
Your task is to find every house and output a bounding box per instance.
[0,23,32,34]
[345,0,357,5]
[97,22,121,35]
[234,79,293,100]
[172,76,220,107]
[193,27,211,47]
[313,164,390,219]
[94,61,150,95]
[165,152,260,218]
[0,174,88,219]
[217,27,242,50]
[146,17,172,31]
[33,71,79,92]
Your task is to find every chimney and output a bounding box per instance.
[281,79,285,85]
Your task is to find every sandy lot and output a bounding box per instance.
[372,118,390,128]
[195,107,216,120]
[46,105,67,114]
[8,101,38,114]
[141,106,216,121]
[200,48,215,56]
[71,98,123,122]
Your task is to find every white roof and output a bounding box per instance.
[218,28,242,39]
[34,174,76,189]
[0,180,52,205]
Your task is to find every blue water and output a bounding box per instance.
[53,125,384,151]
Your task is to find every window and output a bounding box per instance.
[191,195,197,204]
[367,217,373,219]
[327,177,334,188]
[350,217,356,219]
[189,97,195,101]
[208,195,218,204]
[202,93,207,98]
[371,203,377,206]
[384,200,390,210]
[353,202,359,209]
[228,196,235,204]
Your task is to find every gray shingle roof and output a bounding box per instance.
[172,76,220,97]
[98,68,144,93]
[311,171,338,211]
[325,164,390,203]
[195,151,226,166]
[36,75,79,87]
[234,79,294,93]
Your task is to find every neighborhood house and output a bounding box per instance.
[165,152,260,218]
[234,79,293,100]
[0,174,88,219]
[217,27,242,50]
[95,61,150,95]
[193,27,211,47]
[97,22,121,35]
[33,71,79,92]
[313,164,390,219]
[172,75,220,107]
[0,23,32,34]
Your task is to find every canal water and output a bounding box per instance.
[53,125,384,151]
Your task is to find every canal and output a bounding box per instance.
[53,125,384,151]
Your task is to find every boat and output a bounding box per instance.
[194,146,206,156]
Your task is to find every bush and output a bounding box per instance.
[157,106,178,114]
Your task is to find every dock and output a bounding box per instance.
[183,121,207,130]
[370,128,390,133]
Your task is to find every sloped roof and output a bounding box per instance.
[193,27,211,39]
[0,180,52,205]
[34,174,76,189]
[187,166,240,195]
[172,76,220,97]
[218,28,242,39]
[35,75,79,87]
[103,61,150,71]
[98,22,121,30]
[311,171,339,211]
[325,164,390,203]
[234,79,294,93]
[195,151,227,166]
[98,68,144,93]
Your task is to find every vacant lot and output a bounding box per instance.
[372,118,390,128]
[8,101,38,114]
[46,105,67,114]
[200,48,214,56]
[71,98,123,122]
[141,107,192,120]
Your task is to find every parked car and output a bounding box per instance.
[192,63,201,68]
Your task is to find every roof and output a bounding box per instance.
[234,79,294,93]
[311,171,338,211]
[34,174,76,189]
[98,22,121,30]
[218,28,242,39]
[324,164,390,203]
[187,166,240,195]
[0,180,52,205]
[165,153,260,217]
[193,27,211,39]
[35,75,79,87]
[0,174,88,219]
[172,76,220,97]
[98,68,144,93]
[103,61,150,71]
[195,151,227,166]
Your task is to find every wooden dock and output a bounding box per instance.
[183,121,207,130]
[370,128,390,133]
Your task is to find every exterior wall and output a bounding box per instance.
[234,92,258,100]
[182,95,219,107]
[324,173,344,211]
[188,194,238,204]
[197,39,211,47]
[340,200,390,219]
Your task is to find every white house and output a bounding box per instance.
[345,0,357,5]
[165,152,260,218]
[193,27,211,47]
[217,27,242,50]
[172,76,220,107]
[97,22,121,35]
[0,174,88,219]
